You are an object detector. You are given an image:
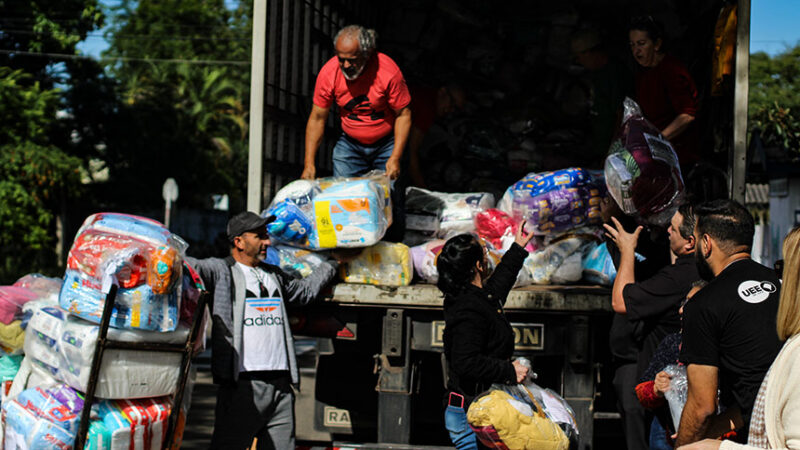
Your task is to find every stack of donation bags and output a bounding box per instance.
[0,212,204,449]
[262,170,631,288]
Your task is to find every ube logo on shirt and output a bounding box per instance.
[738,280,777,304]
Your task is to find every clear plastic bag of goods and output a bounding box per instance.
[13,274,62,303]
[467,382,575,450]
[264,179,318,245]
[3,384,83,450]
[475,209,519,252]
[604,98,685,225]
[0,286,39,325]
[664,364,688,431]
[518,237,587,286]
[409,239,446,284]
[581,242,617,286]
[340,242,413,286]
[501,168,605,235]
[271,245,326,279]
[61,212,187,332]
[406,187,495,238]
[550,251,584,284]
[266,172,392,249]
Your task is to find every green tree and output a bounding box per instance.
[0,68,83,283]
[749,46,800,155]
[96,0,252,210]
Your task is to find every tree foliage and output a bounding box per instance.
[0,68,83,282]
[95,0,252,210]
[749,46,800,155]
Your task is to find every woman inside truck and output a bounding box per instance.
[436,223,534,449]
[629,16,700,171]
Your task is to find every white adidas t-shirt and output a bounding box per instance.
[237,262,288,372]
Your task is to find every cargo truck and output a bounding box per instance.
[245,1,752,447]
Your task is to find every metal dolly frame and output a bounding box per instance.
[72,283,209,449]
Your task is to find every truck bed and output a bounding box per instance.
[327,283,611,312]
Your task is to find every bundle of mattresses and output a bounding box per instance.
[497,167,605,235]
[62,212,188,332]
[467,381,579,450]
[263,171,392,249]
[1,382,180,450]
[605,97,684,226]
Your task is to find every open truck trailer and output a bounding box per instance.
[245,1,751,448]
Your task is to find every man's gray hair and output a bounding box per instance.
[334,25,377,56]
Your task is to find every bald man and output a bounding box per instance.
[302,25,411,181]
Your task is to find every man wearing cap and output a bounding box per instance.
[186,211,340,449]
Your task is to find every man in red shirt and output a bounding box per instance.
[301,25,412,181]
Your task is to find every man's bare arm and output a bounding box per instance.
[675,364,719,447]
[302,104,330,180]
[385,106,411,180]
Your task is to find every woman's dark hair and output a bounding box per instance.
[436,234,483,297]
[628,16,664,45]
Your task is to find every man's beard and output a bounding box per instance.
[695,250,715,281]
[342,63,365,80]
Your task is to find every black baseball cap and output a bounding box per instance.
[227,211,276,242]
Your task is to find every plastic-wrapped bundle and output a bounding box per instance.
[340,242,413,286]
[97,396,172,450]
[582,242,617,286]
[509,168,594,199]
[271,245,326,279]
[0,286,38,325]
[3,384,83,450]
[406,187,495,238]
[61,213,187,332]
[12,274,62,303]
[475,209,519,251]
[467,383,572,450]
[264,179,318,244]
[0,354,23,404]
[265,172,392,249]
[409,240,446,284]
[605,98,684,224]
[500,169,605,235]
[24,304,187,399]
[663,364,688,430]
[517,237,587,286]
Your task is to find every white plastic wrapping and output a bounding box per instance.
[25,305,187,399]
[664,364,688,431]
[405,187,495,238]
[265,172,392,249]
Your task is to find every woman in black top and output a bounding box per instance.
[437,222,535,449]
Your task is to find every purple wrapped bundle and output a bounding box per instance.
[512,185,604,234]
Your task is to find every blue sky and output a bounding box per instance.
[750,0,800,55]
[78,0,799,58]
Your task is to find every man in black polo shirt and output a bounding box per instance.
[604,202,700,379]
[675,199,781,446]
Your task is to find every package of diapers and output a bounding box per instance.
[409,239,447,284]
[61,212,187,332]
[265,172,392,249]
[97,396,172,450]
[500,169,605,235]
[3,384,83,450]
[24,304,187,399]
[340,242,413,286]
